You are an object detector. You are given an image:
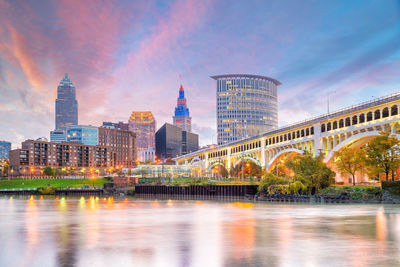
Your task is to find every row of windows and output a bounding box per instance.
[321,105,398,133]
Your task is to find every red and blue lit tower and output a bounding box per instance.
[173,83,192,132]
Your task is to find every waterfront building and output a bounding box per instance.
[55,73,78,130]
[128,111,156,155]
[50,129,67,143]
[102,121,129,131]
[211,74,281,145]
[66,125,98,146]
[155,123,198,159]
[0,141,11,159]
[173,83,192,132]
[98,127,137,168]
[9,140,109,176]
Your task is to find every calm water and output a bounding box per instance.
[1,197,400,267]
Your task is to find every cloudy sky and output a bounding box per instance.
[1,0,400,148]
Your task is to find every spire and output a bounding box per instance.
[59,73,73,86]
[180,83,184,91]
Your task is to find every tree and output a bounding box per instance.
[334,147,366,185]
[286,153,335,194]
[43,166,55,176]
[363,132,400,181]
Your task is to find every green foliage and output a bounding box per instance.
[104,176,114,182]
[43,167,55,176]
[258,172,289,193]
[363,132,400,181]
[268,184,289,194]
[288,181,307,195]
[286,153,335,194]
[38,185,56,195]
[319,185,382,200]
[381,181,400,195]
[126,187,135,196]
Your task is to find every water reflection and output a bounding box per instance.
[1,197,400,266]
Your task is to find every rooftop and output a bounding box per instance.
[210,74,282,86]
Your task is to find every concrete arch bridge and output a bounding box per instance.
[175,93,400,183]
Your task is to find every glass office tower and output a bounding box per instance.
[55,73,78,130]
[66,125,98,146]
[211,74,281,145]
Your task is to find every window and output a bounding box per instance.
[359,114,365,123]
[333,121,337,130]
[391,105,398,116]
[345,117,351,126]
[382,107,389,118]
[374,110,381,120]
[367,112,373,121]
[352,116,358,125]
[321,124,326,133]
[327,122,331,131]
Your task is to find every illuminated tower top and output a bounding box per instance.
[173,83,191,132]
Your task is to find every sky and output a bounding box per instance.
[1,0,400,148]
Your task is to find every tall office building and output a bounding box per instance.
[55,73,78,130]
[0,141,11,159]
[155,123,198,159]
[211,74,281,145]
[173,83,192,132]
[128,112,156,159]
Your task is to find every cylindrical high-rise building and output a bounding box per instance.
[211,74,281,145]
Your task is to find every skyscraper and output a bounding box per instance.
[55,73,78,130]
[128,112,156,160]
[211,74,281,145]
[173,83,192,132]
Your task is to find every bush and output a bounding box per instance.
[268,184,289,194]
[105,176,114,182]
[350,191,363,200]
[258,173,288,193]
[38,186,56,195]
[382,181,400,195]
[289,181,307,195]
[126,187,135,196]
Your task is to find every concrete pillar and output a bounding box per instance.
[260,138,266,167]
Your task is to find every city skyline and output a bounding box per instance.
[1,0,400,148]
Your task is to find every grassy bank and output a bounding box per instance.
[319,185,382,200]
[0,178,108,189]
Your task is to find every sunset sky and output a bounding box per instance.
[1,0,400,148]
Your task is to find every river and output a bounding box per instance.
[0,196,400,267]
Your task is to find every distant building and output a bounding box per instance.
[9,140,109,177]
[173,83,192,132]
[98,127,137,168]
[211,74,281,145]
[102,121,129,131]
[36,137,48,142]
[55,73,78,130]
[155,123,198,159]
[0,141,11,159]
[139,148,155,163]
[128,112,156,159]
[50,129,67,143]
[67,125,98,146]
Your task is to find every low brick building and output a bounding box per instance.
[9,139,109,176]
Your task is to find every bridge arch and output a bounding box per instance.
[266,148,304,172]
[189,157,203,166]
[232,156,262,168]
[207,161,227,171]
[324,130,381,163]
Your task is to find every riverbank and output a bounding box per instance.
[0,178,109,189]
